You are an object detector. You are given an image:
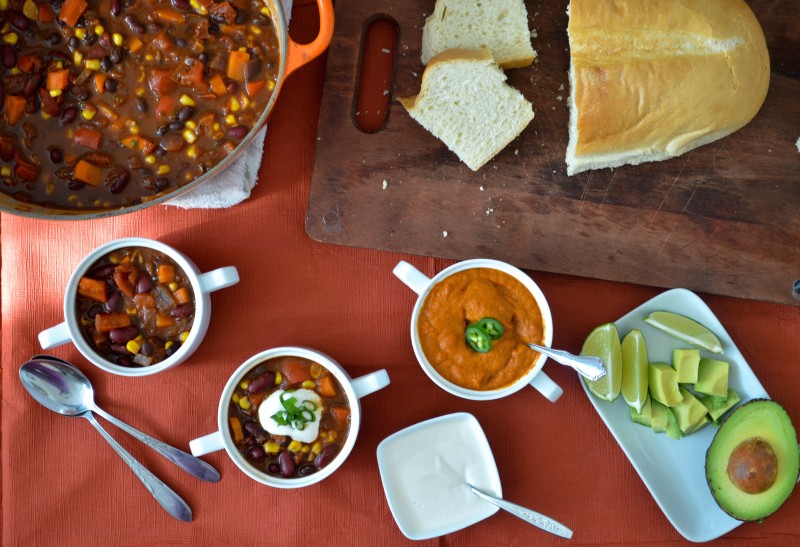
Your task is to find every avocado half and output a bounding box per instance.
[705,399,800,521]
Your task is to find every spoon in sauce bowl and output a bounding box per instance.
[525,343,606,381]
[467,483,573,539]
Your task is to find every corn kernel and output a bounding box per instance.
[8,67,19,75]
[231,393,240,404]
[126,340,141,354]
[264,441,280,454]
[168,281,178,291]
[185,120,196,130]
[310,441,322,456]
[179,94,195,107]
[74,28,86,40]
[126,307,137,315]
[136,87,145,97]
[157,165,171,175]
[134,335,144,343]
[130,125,139,135]
[287,440,303,453]
[0,166,11,177]
[68,195,78,202]
[261,6,271,16]
[225,114,236,125]
[238,47,247,52]
[182,129,197,144]
[0,0,9,10]
[274,372,282,385]
[230,97,241,112]
[327,431,338,442]
[238,397,251,410]
[240,95,250,108]
[310,363,323,379]
[49,89,62,98]
[73,51,84,65]
[112,33,123,46]
[94,25,104,35]
[267,80,276,91]
[213,122,221,131]
[41,111,51,120]
[22,0,37,19]
[186,145,197,158]
[144,154,156,165]
[165,341,174,349]
[2,33,18,45]
[239,379,250,390]
[81,105,97,120]
[301,380,316,390]
[85,59,100,71]
[179,331,190,343]
[250,25,262,35]
[301,445,310,454]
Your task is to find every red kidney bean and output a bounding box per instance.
[246,372,275,394]
[124,15,146,34]
[109,326,138,344]
[246,446,266,460]
[136,275,152,293]
[298,465,317,477]
[49,146,64,164]
[103,290,122,312]
[267,463,280,475]
[22,74,43,98]
[6,9,30,31]
[109,344,131,355]
[1,44,16,68]
[117,355,133,367]
[278,450,295,477]
[314,445,339,469]
[110,0,122,17]
[108,170,130,194]
[242,420,263,436]
[228,126,248,139]
[172,0,191,9]
[170,303,194,318]
[60,106,78,125]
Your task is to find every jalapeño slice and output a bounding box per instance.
[465,325,492,353]
[478,317,504,340]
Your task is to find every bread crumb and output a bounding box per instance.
[514,149,519,155]
[486,208,494,215]
[559,84,564,91]
[556,95,562,101]
[479,186,485,191]
[531,29,538,38]
[383,89,389,96]
[442,230,448,237]
[382,179,388,190]
[382,48,391,54]
[796,137,800,152]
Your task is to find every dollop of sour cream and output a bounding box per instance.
[258,388,322,443]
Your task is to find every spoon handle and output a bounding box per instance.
[468,484,573,539]
[91,405,220,482]
[83,412,193,522]
[527,343,606,381]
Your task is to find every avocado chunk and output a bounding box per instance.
[666,409,682,440]
[672,348,700,383]
[700,388,741,424]
[705,399,800,521]
[648,362,683,407]
[672,387,710,434]
[695,358,729,397]
[630,396,653,427]
[651,399,670,433]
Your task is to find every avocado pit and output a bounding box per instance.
[726,437,777,494]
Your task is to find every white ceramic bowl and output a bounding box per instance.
[38,237,239,376]
[393,259,562,402]
[190,347,390,488]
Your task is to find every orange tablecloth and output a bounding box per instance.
[2,4,799,546]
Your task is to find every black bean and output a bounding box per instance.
[155,176,170,190]
[159,133,184,152]
[0,45,16,68]
[109,46,124,64]
[168,120,184,130]
[110,0,122,17]
[109,327,139,344]
[104,291,122,312]
[22,75,42,98]
[165,342,181,357]
[124,15,146,34]
[49,147,64,164]
[117,355,133,367]
[91,264,116,279]
[267,463,280,475]
[109,343,131,355]
[67,180,85,191]
[136,275,152,293]
[108,170,130,194]
[100,57,112,72]
[298,465,317,477]
[45,32,62,46]
[228,126,248,139]
[314,445,339,469]
[104,78,118,93]
[247,372,275,394]
[60,106,77,125]
[50,51,69,63]
[98,34,111,48]
[6,9,30,31]
[86,305,103,320]
[155,124,168,136]
[170,303,194,318]
[278,450,295,477]
[236,10,248,25]
[177,105,194,122]
[197,52,209,63]
[147,22,163,33]
[83,33,97,46]
[175,38,187,48]
[135,97,148,113]
[68,36,80,50]
[243,59,261,81]
[139,341,153,357]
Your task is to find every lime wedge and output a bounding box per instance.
[621,329,648,413]
[581,323,622,401]
[643,311,723,354]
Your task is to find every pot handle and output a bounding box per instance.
[284,0,335,77]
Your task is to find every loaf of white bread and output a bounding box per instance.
[566,0,770,176]
[421,0,535,69]
[398,48,534,171]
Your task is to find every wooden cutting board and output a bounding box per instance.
[306,0,800,306]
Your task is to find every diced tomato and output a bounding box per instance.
[148,69,178,98]
[74,127,103,150]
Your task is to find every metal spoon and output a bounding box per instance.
[525,343,606,381]
[467,483,573,539]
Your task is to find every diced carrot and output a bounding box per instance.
[39,4,56,23]
[78,277,108,303]
[5,96,26,126]
[17,55,42,74]
[250,392,267,407]
[157,264,175,283]
[156,95,179,117]
[153,33,174,53]
[94,73,107,94]
[317,375,337,398]
[120,135,156,155]
[227,50,250,82]
[154,8,186,24]
[47,69,70,91]
[173,286,191,305]
[282,360,312,385]
[156,313,176,328]
[95,312,131,333]
[128,36,143,53]
[209,74,228,96]
[245,80,265,96]
[134,293,157,311]
[330,405,351,429]
[74,127,103,150]
[73,160,103,186]
[229,417,244,443]
[58,0,89,27]
[197,0,214,7]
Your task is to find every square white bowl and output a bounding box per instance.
[376,413,501,540]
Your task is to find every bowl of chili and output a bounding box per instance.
[189,347,390,488]
[38,237,240,376]
[0,0,333,218]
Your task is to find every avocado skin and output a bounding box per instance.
[705,399,800,521]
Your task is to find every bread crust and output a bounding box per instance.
[566,0,770,175]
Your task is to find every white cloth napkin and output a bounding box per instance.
[167,0,293,209]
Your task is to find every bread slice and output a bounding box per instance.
[398,47,534,171]
[421,0,536,69]
[566,0,770,176]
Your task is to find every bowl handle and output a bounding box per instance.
[284,0,335,77]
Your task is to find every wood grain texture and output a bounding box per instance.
[306,0,800,305]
